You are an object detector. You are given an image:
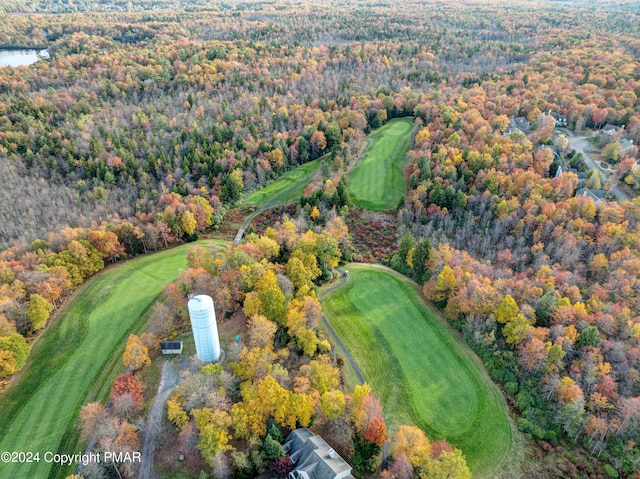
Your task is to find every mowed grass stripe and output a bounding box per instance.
[348,117,413,210]
[321,265,511,477]
[242,159,322,208]
[0,240,222,479]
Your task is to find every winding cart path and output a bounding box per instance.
[234,138,372,245]
[319,268,365,385]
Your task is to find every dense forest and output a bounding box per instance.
[0,0,636,246]
[1,0,640,478]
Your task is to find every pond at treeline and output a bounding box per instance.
[0,49,49,67]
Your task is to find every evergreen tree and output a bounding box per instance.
[263,434,285,462]
[336,176,349,208]
[413,239,432,283]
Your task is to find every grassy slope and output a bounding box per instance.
[242,159,321,208]
[348,118,413,211]
[320,265,512,477]
[0,240,223,479]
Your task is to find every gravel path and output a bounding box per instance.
[138,361,180,479]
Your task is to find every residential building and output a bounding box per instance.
[619,138,635,157]
[550,111,567,126]
[576,187,605,203]
[285,428,355,479]
[602,124,623,136]
[510,116,531,134]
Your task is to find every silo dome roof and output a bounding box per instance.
[188,294,214,311]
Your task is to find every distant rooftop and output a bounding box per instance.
[510,116,531,133]
[576,188,605,203]
[602,124,623,135]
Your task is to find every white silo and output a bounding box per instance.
[188,294,220,363]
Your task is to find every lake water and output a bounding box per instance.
[0,49,49,67]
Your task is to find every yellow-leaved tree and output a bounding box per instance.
[231,375,313,439]
[394,425,431,467]
[123,334,151,371]
[192,408,233,466]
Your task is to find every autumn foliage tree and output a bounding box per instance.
[167,398,189,431]
[269,455,294,479]
[26,293,53,332]
[111,373,144,411]
[351,384,389,471]
[231,375,313,439]
[0,333,29,378]
[393,425,431,467]
[123,334,151,371]
[79,402,107,441]
[191,407,233,466]
[364,417,389,447]
[386,425,471,479]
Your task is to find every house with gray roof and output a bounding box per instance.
[555,164,586,181]
[510,116,531,134]
[576,187,605,203]
[550,111,567,126]
[543,145,563,161]
[619,138,635,157]
[602,124,623,136]
[284,428,355,479]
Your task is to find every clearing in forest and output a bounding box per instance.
[0,240,224,479]
[348,117,413,210]
[320,264,512,477]
[242,158,322,208]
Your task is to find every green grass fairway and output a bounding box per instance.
[348,118,413,210]
[0,240,224,479]
[321,265,512,477]
[242,159,321,208]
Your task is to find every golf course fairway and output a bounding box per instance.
[242,159,321,208]
[320,265,512,477]
[0,240,223,479]
[348,117,413,210]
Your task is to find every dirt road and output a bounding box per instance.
[139,361,180,479]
